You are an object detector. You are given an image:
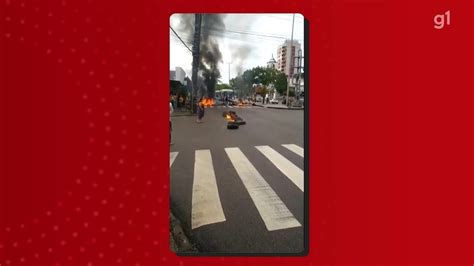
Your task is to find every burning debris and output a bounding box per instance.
[227,121,239,130]
[223,110,246,129]
[200,97,215,107]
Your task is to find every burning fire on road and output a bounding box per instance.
[222,110,246,129]
[200,97,215,107]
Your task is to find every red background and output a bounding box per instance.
[1,0,473,265]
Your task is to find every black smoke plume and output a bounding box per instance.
[199,14,225,98]
[173,14,255,97]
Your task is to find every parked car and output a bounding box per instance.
[270,98,279,104]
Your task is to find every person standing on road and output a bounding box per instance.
[173,95,178,109]
[196,97,205,123]
[169,101,174,145]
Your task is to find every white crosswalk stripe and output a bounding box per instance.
[282,144,304,158]
[225,147,301,231]
[170,152,179,167]
[191,150,226,229]
[256,146,304,192]
[170,144,304,231]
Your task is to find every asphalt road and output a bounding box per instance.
[170,106,305,254]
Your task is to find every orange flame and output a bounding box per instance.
[200,97,215,107]
[225,113,237,122]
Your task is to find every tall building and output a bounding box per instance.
[169,70,176,80]
[276,40,302,78]
[170,67,186,85]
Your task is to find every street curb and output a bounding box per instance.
[266,106,304,110]
[172,112,194,117]
[252,103,304,110]
[170,212,199,253]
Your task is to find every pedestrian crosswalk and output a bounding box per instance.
[225,147,301,231]
[169,152,179,167]
[255,145,304,192]
[282,144,304,158]
[170,144,304,232]
[192,150,226,229]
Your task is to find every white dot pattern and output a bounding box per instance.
[1,0,168,265]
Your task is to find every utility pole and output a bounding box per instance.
[286,14,295,108]
[191,14,202,113]
[294,49,303,101]
[228,62,231,100]
[228,62,231,85]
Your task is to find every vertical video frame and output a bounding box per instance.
[169,13,306,255]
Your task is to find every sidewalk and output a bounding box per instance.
[170,211,198,253]
[254,103,304,110]
[172,108,194,117]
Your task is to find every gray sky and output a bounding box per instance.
[170,14,304,84]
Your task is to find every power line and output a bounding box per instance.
[169,26,192,53]
[170,21,304,44]
[201,26,292,40]
[174,30,303,50]
[207,32,303,46]
[169,26,305,60]
[198,28,304,44]
[261,14,305,23]
[170,32,193,47]
[170,14,304,40]
[170,35,195,55]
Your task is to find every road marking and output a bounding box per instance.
[225,147,301,231]
[282,144,304,158]
[256,146,304,192]
[192,150,226,229]
[170,152,179,167]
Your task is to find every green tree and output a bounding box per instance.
[255,85,268,96]
[216,83,232,91]
[273,72,288,95]
[242,69,254,87]
[230,76,249,98]
[170,80,185,95]
[233,66,288,97]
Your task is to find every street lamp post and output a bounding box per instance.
[294,49,303,101]
[286,14,295,107]
[228,62,231,85]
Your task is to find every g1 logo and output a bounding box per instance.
[434,10,451,30]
